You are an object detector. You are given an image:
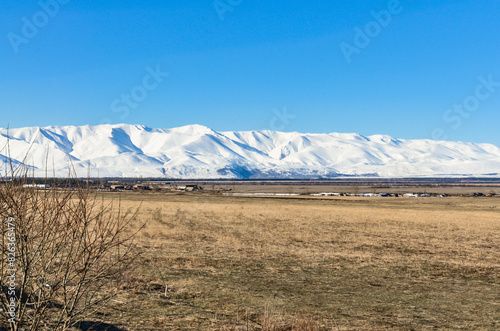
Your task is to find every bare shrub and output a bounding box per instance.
[292,314,321,331]
[261,303,287,331]
[0,166,142,330]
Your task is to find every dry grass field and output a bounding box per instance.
[87,193,499,330]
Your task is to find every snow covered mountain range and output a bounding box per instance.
[1,124,499,178]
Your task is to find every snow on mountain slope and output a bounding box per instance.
[0,124,499,178]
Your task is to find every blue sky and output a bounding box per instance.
[1,0,500,145]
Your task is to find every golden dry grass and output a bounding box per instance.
[86,193,500,330]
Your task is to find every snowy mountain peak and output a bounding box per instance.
[168,124,216,135]
[1,124,499,178]
[368,134,402,145]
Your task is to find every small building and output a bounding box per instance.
[110,185,125,191]
[23,184,51,189]
[133,184,151,191]
[185,185,201,191]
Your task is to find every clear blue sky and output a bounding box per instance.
[1,0,499,145]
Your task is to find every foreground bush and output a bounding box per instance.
[0,171,140,331]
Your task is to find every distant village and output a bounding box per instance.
[8,180,499,198]
[8,180,205,193]
[102,182,203,192]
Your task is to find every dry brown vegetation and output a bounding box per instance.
[71,193,499,330]
[0,182,141,331]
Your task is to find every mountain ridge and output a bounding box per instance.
[1,124,499,178]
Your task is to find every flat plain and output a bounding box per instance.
[92,192,500,330]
